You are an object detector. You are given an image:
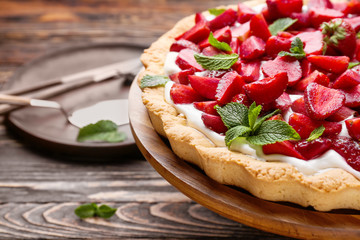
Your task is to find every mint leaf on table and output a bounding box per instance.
[278,37,306,59]
[268,18,297,36]
[348,62,360,69]
[75,203,117,219]
[140,75,170,89]
[77,120,126,143]
[208,8,226,16]
[208,32,232,52]
[307,125,325,142]
[216,102,300,147]
[194,53,239,70]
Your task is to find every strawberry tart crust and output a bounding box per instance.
[139,0,360,211]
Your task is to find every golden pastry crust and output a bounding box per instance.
[139,0,360,211]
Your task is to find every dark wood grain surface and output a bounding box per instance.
[0,0,293,239]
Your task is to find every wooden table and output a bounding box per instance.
[0,1,292,239]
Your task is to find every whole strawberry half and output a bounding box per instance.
[243,72,288,104]
[304,82,345,120]
[321,19,357,58]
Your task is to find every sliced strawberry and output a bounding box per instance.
[230,37,240,54]
[275,92,291,113]
[262,141,305,159]
[236,60,261,82]
[289,112,342,139]
[200,70,230,78]
[345,16,360,32]
[170,39,200,53]
[208,8,237,31]
[188,75,220,100]
[169,68,196,85]
[307,55,349,74]
[201,46,225,56]
[308,0,333,9]
[195,13,206,24]
[344,0,360,15]
[266,0,303,19]
[332,69,360,90]
[321,19,357,58]
[294,31,323,55]
[193,101,219,115]
[341,85,360,108]
[293,70,330,91]
[346,117,360,141]
[199,26,232,49]
[250,14,272,42]
[216,72,245,105]
[290,12,311,29]
[309,8,345,28]
[261,56,302,86]
[201,113,227,134]
[291,97,307,115]
[231,93,252,107]
[170,83,206,104]
[295,138,332,160]
[277,31,294,38]
[175,20,210,43]
[265,36,292,57]
[268,114,284,121]
[327,106,355,122]
[304,82,345,120]
[175,49,204,72]
[240,36,266,60]
[237,3,256,23]
[331,137,360,171]
[243,72,288,104]
[231,21,251,42]
[301,59,317,78]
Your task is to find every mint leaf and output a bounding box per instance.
[74,203,97,218]
[225,126,252,147]
[77,120,126,143]
[278,37,306,59]
[248,102,262,129]
[75,203,117,219]
[96,205,117,219]
[348,62,360,69]
[268,18,297,36]
[140,75,170,89]
[208,32,232,52]
[307,125,325,142]
[253,109,280,133]
[194,53,239,70]
[247,120,300,145]
[357,31,360,39]
[215,103,249,129]
[209,8,226,16]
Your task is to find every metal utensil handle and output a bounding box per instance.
[0,94,31,106]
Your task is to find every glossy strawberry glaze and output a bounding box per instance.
[163,52,360,179]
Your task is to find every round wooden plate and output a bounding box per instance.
[129,79,360,239]
[4,43,144,159]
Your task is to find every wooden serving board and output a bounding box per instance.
[129,79,360,239]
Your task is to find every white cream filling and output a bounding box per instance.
[163,52,360,179]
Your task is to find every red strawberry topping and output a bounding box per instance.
[189,75,220,100]
[295,138,332,160]
[307,55,349,74]
[345,117,360,141]
[240,36,266,60]
[201,113,228,134]
[170,83,206,104]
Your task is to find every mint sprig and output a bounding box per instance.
[77,120,126,143]
[216,102,300,147]
[75,203,117,219]
[278,37,306,59]
[194,53,239,70]
[140,75,170,89]
[208,8,226,16]
[307,125,325,142]
[268,18,298,36]
[208,32,232,52]
[348,62,360,69]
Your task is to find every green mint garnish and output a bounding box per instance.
[140,75,170,89]
[77,120,126,143]
[268,18,298,36]
[307,125,325,142]
[348,62,360,69]
[278,37,306,59]
[208,32,232,52]
[208,8,226,16]
[357,31,360,39]
[216,102,300,147]
[194,53,239,70]
[75,203,117,219]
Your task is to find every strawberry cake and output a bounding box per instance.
[139,0,360,211]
